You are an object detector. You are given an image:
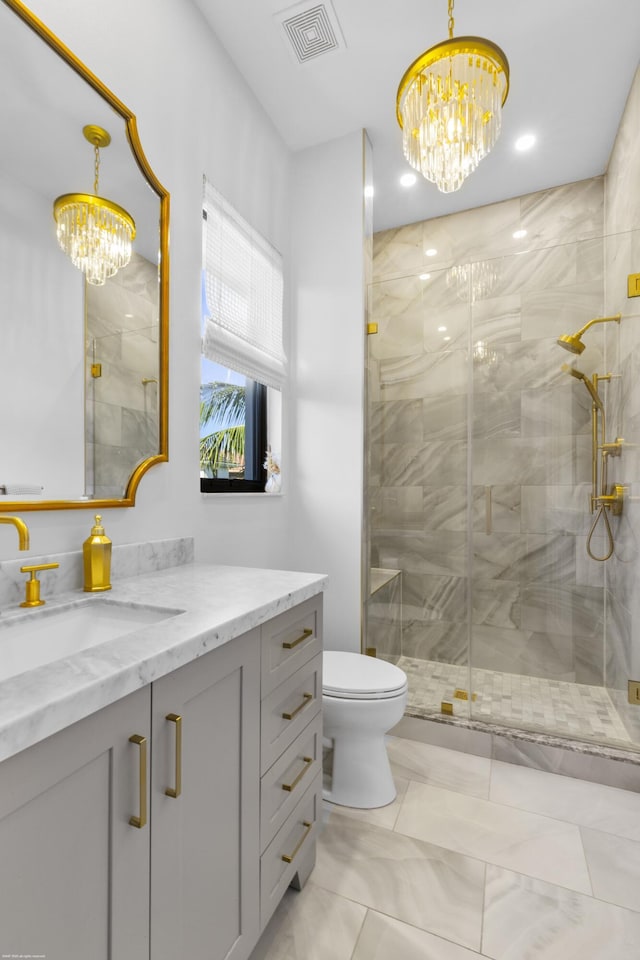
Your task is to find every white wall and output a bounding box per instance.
[1,0,294,567]
[288,131,367,651]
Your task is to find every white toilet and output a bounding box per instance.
[322,651,408,809]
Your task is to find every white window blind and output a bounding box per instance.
[202,179,286,391]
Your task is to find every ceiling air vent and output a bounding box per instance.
[275,1,345,64]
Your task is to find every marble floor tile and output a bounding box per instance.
[323,774,409,831]
[394,780,592,894]
[313,811,485,950]
[490,760,640,841]
[580,827,640,912]
[386,736,491,799]
[351,910,487,960]
[249,882,366,960]
[483,863,640,960]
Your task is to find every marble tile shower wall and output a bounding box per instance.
[370,177,609,688]
[86,253,160,498]
[603,66,640,740]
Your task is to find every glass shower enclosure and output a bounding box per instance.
[365,216,640,754]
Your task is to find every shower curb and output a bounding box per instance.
[391,712,640,794]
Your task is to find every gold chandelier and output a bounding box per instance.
[396,0,509,193]
[53,125,136,286]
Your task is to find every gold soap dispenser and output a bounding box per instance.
[83,515,112,592]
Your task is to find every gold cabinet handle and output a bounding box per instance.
[165,713,182,798]
[282,692,312,721]
[281,756,313,792]
[281,821,313,863]
[282,628,313,650]
[129,734,147,828]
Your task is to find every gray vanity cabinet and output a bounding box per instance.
[150,627,260,960]
[0,592,323,960]
[0,685,151,960]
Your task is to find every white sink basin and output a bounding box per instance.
[0,599,184,683]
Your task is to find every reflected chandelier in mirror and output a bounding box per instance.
[0,0,169,512]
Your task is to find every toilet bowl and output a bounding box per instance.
[322,651,408,809]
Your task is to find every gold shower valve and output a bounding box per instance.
[594,484,626,517]
[601,437,624,457]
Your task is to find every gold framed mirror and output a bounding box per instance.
[0,0,169,512]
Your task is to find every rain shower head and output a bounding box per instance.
[557,332,585,354]
[561,363,604,411]
[556,314,621,354]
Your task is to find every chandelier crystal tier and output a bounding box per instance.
[396,0,509,193]
[53,125,136,286]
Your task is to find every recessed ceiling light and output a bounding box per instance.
[438,325,447,332]
[419,273,431,280]
[512,229,527,239]
[443,336,451,342]
[425,248,438,257]
[364,184,374,198]
[515,133,536,152]
[400,172,417,187]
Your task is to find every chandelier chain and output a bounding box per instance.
[447,0,455,39]
[93,144,100,195]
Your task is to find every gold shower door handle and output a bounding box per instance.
[282,692,313,721]
[281,756,313,792]
[281,821,312,863]
[129,734,147,828]
[485,486,492,534]
[165,713,182,798]
[282,628,313,650]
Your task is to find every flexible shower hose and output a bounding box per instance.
[586,503,614,562]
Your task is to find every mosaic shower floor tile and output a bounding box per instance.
[396,656,632,745]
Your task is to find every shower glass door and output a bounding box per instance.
[468,228,640,750]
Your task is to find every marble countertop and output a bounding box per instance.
[0,562,327,764]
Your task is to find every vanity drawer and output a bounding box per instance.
[261,596,322,697]
[260,655,321,774]
[260,712,322,853]
[260,772,322,929]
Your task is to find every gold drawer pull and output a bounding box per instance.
[282,692,312,721]
[129,734,147,828]
[282,756,313,792]
[281,821,313,863]
[165,713,182,798]
[282,628,313,650]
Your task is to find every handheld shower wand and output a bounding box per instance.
[561,363,604,411]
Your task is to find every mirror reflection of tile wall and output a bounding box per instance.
[85,253,159,498]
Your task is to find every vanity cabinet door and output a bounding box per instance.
[0,686,150,960]
[151,628,261,960]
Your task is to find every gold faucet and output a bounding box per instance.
[0,516,30,550]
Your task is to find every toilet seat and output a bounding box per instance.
[323,651,408,700]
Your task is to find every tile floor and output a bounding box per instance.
[250,734,640,960]
[397,657,632,745]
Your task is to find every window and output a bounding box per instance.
[201,180,285,493]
